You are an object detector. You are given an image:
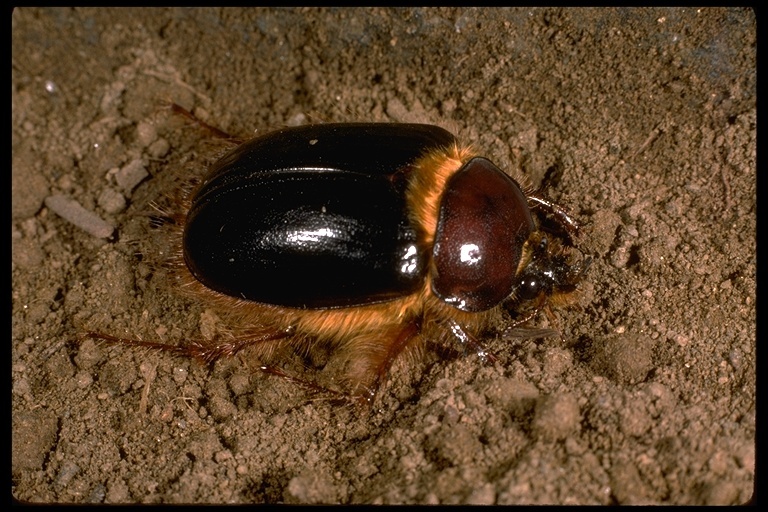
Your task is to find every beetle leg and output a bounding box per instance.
[526,193,580,240]
[503,299,566,343]
[82,329,291,365]
[160,101,243,143]
[343,321,422,405]
[84,330,362,405]
[249,322,426,408]
[506,304,544,328]
[446,319,498,364]
[255,365,355,403]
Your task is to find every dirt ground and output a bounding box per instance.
[11,7,755,505]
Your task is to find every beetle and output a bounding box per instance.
[89,121,589,405]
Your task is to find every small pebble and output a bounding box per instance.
[147,138,170,159]
[135,121,157,147]
[44,195,114,238]
[97,186,127,214]
[115,158,148,193]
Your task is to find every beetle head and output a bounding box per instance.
[510,231,591,306]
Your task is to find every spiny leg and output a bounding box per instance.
[256,322,424,408]
[82,329,291,365]
[255,365,354,404]
[343,321,422,406]
[502,299,564,342]
[507,303,545,329]
[88,330,384,403]
[527,193,580,244]
[446,319,498,364]
[83,330,360,408]
[160,101,242,142]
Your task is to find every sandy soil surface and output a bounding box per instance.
[12,7,755,504]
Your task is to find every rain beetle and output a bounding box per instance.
[90,121,589,405]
